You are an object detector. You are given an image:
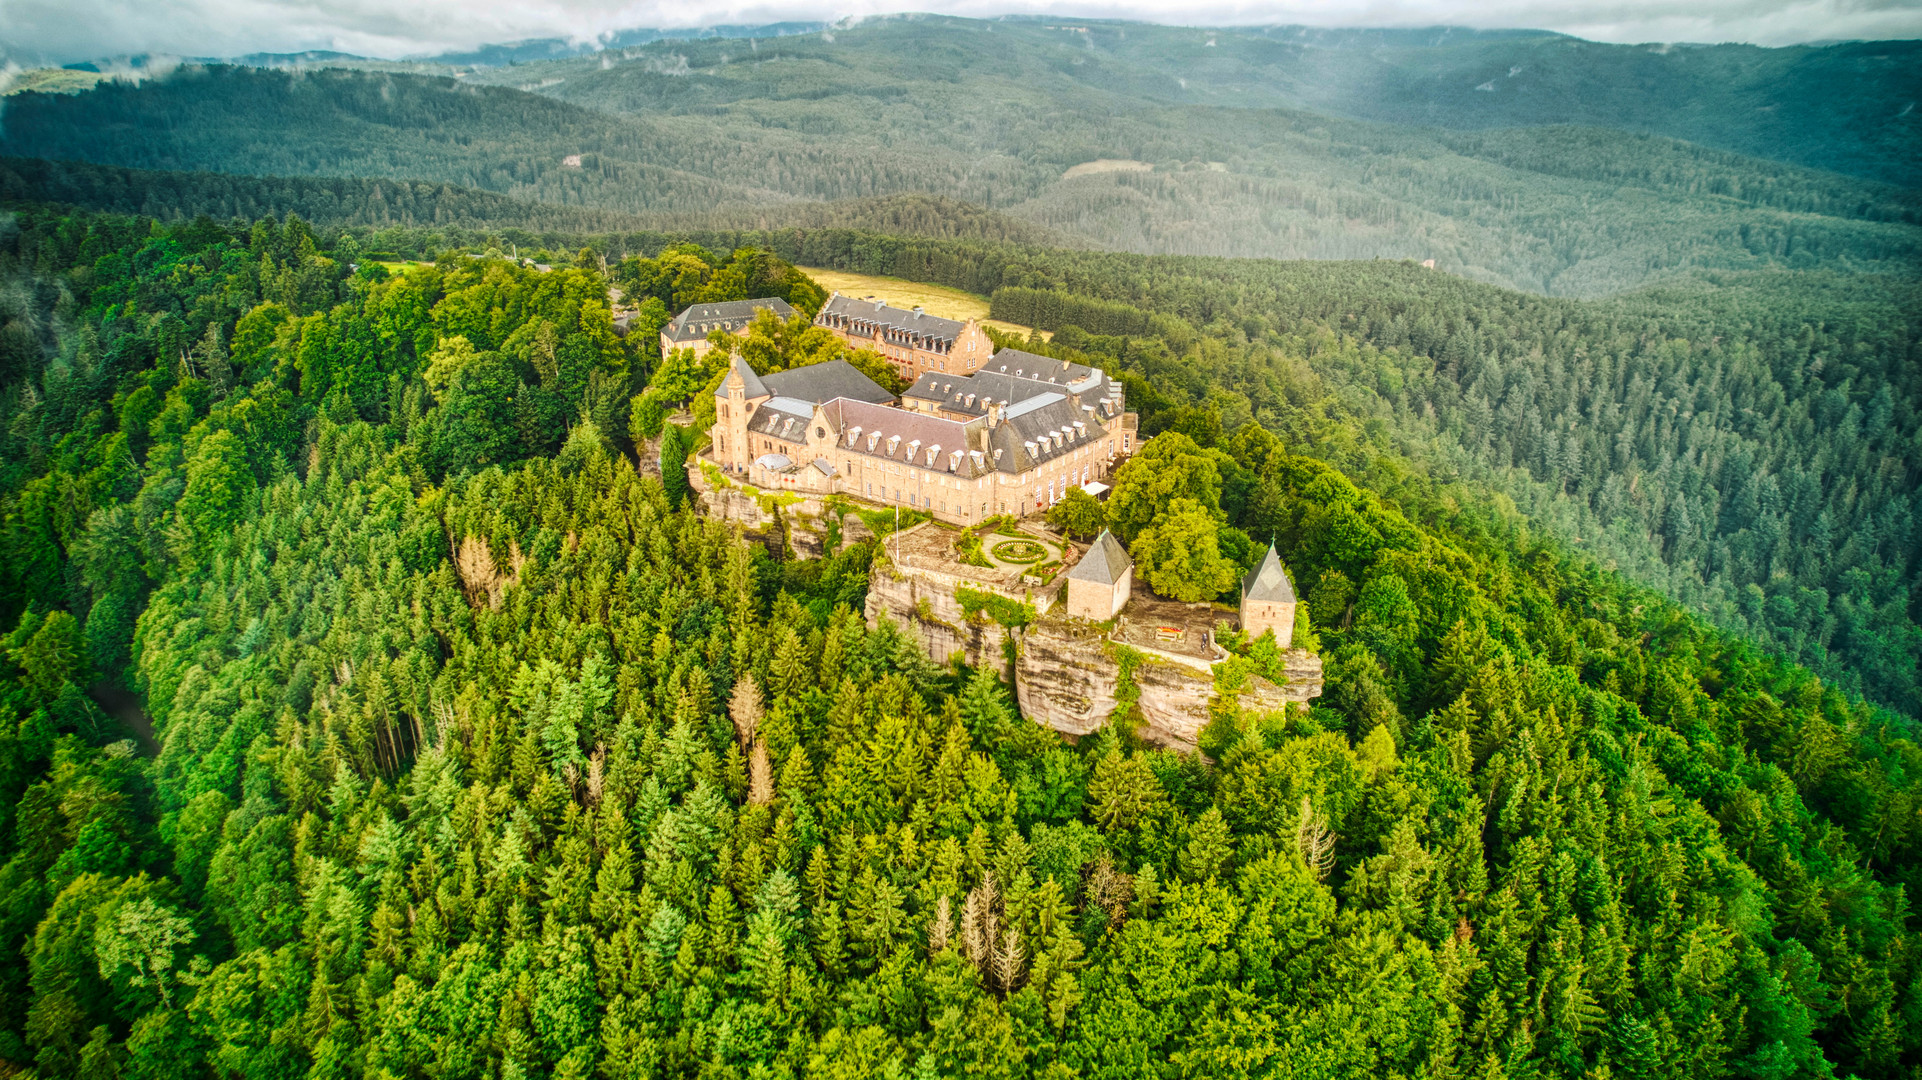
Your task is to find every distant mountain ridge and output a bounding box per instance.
[6,18,1917,297]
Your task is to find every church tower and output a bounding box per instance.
[715,353,769,473]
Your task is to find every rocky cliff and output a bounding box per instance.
[869,561,1326,750]
[1014,614,1323,751]
[863,559,1017,670]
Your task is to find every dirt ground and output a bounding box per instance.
[1113,592,1229,661]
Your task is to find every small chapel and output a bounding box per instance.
[1062,530,1297,642]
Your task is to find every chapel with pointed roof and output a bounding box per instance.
[1240,542,1298,644]
[1064,529,1133,620]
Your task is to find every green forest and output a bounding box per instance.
[5,21,1918,297]
[0,188,1919,1080]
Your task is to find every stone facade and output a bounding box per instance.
[1242,598,1295,642]
[709,351,1136,526]
[1063,529,1132,621]
[1066,566,1131,621]
[814,293,996,380]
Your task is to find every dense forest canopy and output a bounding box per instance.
[5,26,1917,298]
[0,199,1917,1080]
[281,217,1912,721]
[0,11,1916,1075]
[0,157,661,235]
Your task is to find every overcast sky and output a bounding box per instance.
[2,0,1917,66]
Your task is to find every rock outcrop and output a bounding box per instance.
[864,557,1017,670]
[1013,613,1323,751]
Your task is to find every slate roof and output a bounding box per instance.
[817,294,966,346]
[664,297,796,344]
[987,392,1105,472]
[817,399,994,479]
[1067,530,1132,586]
[1242,543,1297,604]
[762,360,896,406]
[745,406,812,447]
[718,353,769,400]
[903,362,1124,422]
[985,348,1103,394]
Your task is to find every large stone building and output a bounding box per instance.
[661,297,797,358]
[1240,543,1298,643]
[708,346,1136,524]
[813,293,997,380]
[1064,529,1132,620]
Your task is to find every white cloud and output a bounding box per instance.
[1,0,1916,65]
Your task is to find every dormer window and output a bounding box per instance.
[887,435,901,457]
[925,444,940,466]
[906,440,921,461]
[867,432,881,451]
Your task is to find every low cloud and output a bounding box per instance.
[1,0,1916,66]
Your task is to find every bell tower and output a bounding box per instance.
[714,353,769,472]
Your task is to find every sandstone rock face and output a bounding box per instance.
[864,564,1012,669]
[837,513,874,553]
[1128,653,1218,750]
[1014,614,1326,751]
[859,532,1326,751]
[1012,619,1117,737]
[635,434,663,478]
[781,500,833,561]
[699,486,774,530]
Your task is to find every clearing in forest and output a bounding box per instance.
[796,267,1046,339]
[1062,158,1155,179]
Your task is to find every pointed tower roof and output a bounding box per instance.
[716,352,768,400]
[1241,543,1296,604]
[1066,529,1132,586]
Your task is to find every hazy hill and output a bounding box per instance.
[484,17,1922,187]
[0,156,655,234]
[4,21,1917,297]
[0,156,1073,249]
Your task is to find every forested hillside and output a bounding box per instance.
[1,204,1918,1080]
[6,33,1917,297]
[0,157,1075,251]
[0,157,656,234]
[459,19,1922,186]
[403,222,1913,722]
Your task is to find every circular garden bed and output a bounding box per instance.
[992,539,1048,565]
